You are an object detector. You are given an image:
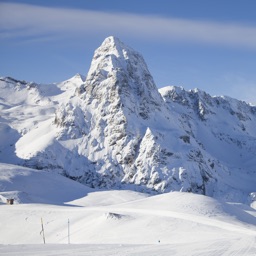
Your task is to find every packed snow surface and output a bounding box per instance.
[0,163,256,255]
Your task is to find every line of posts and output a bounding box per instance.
[40,218,70,244]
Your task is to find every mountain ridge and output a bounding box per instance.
[0,36,255,206]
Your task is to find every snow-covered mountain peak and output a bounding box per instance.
[58,73,85,92]
[85,36,154,84]
[70,73,86,82]
[86,36,132,78]
[78,36,164,120]
[97,36,127,57]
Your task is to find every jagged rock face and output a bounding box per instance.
[79,36,163,118]
[1,36,256,204]
[71,36,172,189]
[160,86,256,199]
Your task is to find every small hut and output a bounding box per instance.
[7,199,14,205]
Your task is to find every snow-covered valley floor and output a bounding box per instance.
[0,163,255,255]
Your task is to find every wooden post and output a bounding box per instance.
[68,219,70,244]
[40,218,46,244]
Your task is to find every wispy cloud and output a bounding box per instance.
[1,3,256,49]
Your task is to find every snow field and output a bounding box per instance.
[0,200,255,255]
[0,163,255,255]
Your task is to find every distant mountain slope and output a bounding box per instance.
[0,163,147,206]
[0,36,255,205]
[0,163,93,205]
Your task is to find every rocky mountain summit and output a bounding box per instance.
[0,36,255,204]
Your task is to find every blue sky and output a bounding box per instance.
[1,0,256,104]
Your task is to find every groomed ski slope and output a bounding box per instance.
[0,163,255,255]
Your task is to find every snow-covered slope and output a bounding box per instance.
[0,36,256,206]
[1,191,256,244]
[0,163,147,206]
[0,163,92,205]
[0,163,255,255]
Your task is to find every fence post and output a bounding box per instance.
[68,219,70,244]
[40,218,46,244]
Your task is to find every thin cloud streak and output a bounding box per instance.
[1,3,256,49]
